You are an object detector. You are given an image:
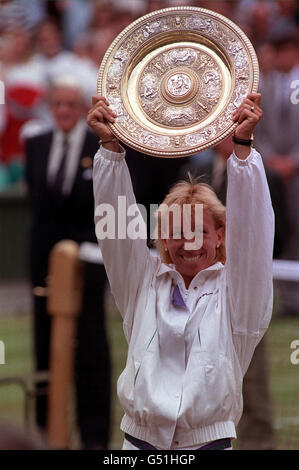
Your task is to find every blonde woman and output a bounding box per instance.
[88,93,274,450]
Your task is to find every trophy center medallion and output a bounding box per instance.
[167,73,192,98]
[137,45,227,129]
[162,70,197,104]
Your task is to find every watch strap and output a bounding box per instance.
[232,133,253,146]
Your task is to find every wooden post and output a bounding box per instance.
[47,240,83,449]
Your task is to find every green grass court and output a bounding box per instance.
[0,309,299,450]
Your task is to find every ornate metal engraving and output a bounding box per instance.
[97,6,259,157]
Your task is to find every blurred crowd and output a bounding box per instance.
[0,0,298,188]
[0,0,298,263]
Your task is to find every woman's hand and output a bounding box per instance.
[232,93,263,140]
[87,95,120,152]
[232,93,263,159]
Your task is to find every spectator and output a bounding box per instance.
[60,0,93,50]
[111,6,140,35]
[25,76,111,449]
[73,27,116,70]
[34,17,96,101]
[256,41,277,79]
[146,0,169,13]
[242,1,278,47]
[89,0,116,32]
[0,0,46,33]
[254,33,299,317]
[195,0,237,19]
[0,25,48,186]
[270,0,299,42]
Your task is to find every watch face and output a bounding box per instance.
[98,6,259,158]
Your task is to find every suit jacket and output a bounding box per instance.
[25,128,99,286]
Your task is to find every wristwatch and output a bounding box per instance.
[98,137,118,145]
[232,133,254,146]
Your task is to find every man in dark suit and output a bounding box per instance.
[25,77,111,449]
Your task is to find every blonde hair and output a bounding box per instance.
[154,175,226,265]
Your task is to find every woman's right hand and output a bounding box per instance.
[87,95,119,149]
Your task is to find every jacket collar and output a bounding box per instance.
[156,261,224,289]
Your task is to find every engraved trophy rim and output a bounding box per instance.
[97,6,259,158]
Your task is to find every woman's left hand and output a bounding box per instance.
[232,93,263,139]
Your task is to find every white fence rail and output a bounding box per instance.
[80,243,299,282]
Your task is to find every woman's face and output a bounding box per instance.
[162,208,224,288]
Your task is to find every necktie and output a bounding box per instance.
[52,137,68,195]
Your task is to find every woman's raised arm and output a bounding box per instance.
[88,96,157,337]
[225,94,275,373]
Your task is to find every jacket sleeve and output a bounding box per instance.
[225,148,274,374]
[92,145,157,334]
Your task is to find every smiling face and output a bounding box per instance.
[162,208,225,288]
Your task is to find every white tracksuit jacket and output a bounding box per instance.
[93,145,274,450]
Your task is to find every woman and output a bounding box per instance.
[88,93,274,450]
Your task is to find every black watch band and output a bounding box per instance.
[232,133,253,146]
